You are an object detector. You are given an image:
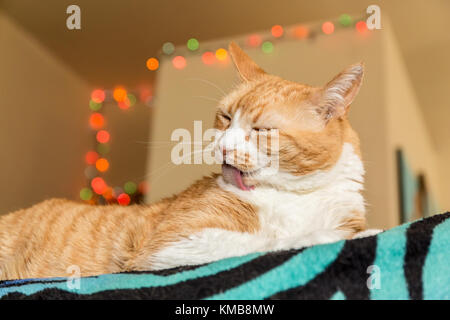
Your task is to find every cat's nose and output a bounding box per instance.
[222,148,227,157]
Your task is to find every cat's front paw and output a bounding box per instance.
[272,230,346,251]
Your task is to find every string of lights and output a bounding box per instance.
[80,87,151,206]
[146,15,370,71]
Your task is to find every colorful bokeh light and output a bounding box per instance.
[215,48,227,61]
[146,58,159,71]
[356,21,369,34]
[127,93,137,107]
[261,41,274,54]
[322,21,335,35]
[91,177,107,195]
[89,100,102,111]
[124,181,137,195]
[162,42,175,55]
[91,89,105,103]
[138,181,149,194]
[85,151,99,165]
[113,187,123,198]
[118,100,130,110]
[117,93,136,110]
[96,130,110,144]
[84,166,97,180]
[80,188,93,201]
[247,34,262,47]
[271,25,284,38]
[293,25,309,39]
[139,87,152,104]
[89,113,105,130]
[202,51,215,65]
[97,143,110,155]
[113,86,127,102]
[187,38,199,51]
[95,158,109,172]
[117,193,131,206]
[172,56,187,69]
[339,14,353,27]
[102,187,114,200]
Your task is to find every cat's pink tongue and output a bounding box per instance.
[222,164,253,191]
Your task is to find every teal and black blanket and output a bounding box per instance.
[1,212,449,300]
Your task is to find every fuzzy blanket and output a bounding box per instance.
[1,212,449,300]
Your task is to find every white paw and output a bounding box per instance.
[352,229,383,239]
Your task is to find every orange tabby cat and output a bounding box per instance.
[0,42,378,280]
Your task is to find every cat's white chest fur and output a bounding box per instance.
[150,143,365,270]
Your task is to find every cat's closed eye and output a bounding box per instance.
[252,127,276,132]
[219,113,231,121]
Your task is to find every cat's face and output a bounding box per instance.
[214,42,364,191]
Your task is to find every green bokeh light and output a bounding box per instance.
[339,14,353,27]
[80,188,93,200]
[187,38,199,51]
[124,181,137,195]
[89,100,102,111]
[97,143,110,155]
[162,42,175,55]
[127,93,137,107]
[261,41,274,54]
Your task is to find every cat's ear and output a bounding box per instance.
[229,42,267,82]
[316,62,364,121]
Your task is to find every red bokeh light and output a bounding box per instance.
[247,34,262,47]
[118,100,130,110]
[172,56,187,69]
[356,21,369,34]
[271,25,284,38]
[139,87,152,103]
[322,21,335,35]
[91,177,107,195]
[91,89,105,103]
[117,193,131,206]
[89,113,105,130]
[85,151,99,165]
[96,130,110,143]
[202,52,215,65]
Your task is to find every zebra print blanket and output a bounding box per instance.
[1,212,449,300]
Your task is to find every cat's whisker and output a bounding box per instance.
[142,144,214,151]
[186,78,227,97]
[191,95,221,103]
[137,141,216,151]
[137,149,214,181]
[135,140,214,146]
[134,141,177,145]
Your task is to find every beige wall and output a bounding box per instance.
[384,23,445,226]
[0,11,91,215]
[147,22,448,229]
